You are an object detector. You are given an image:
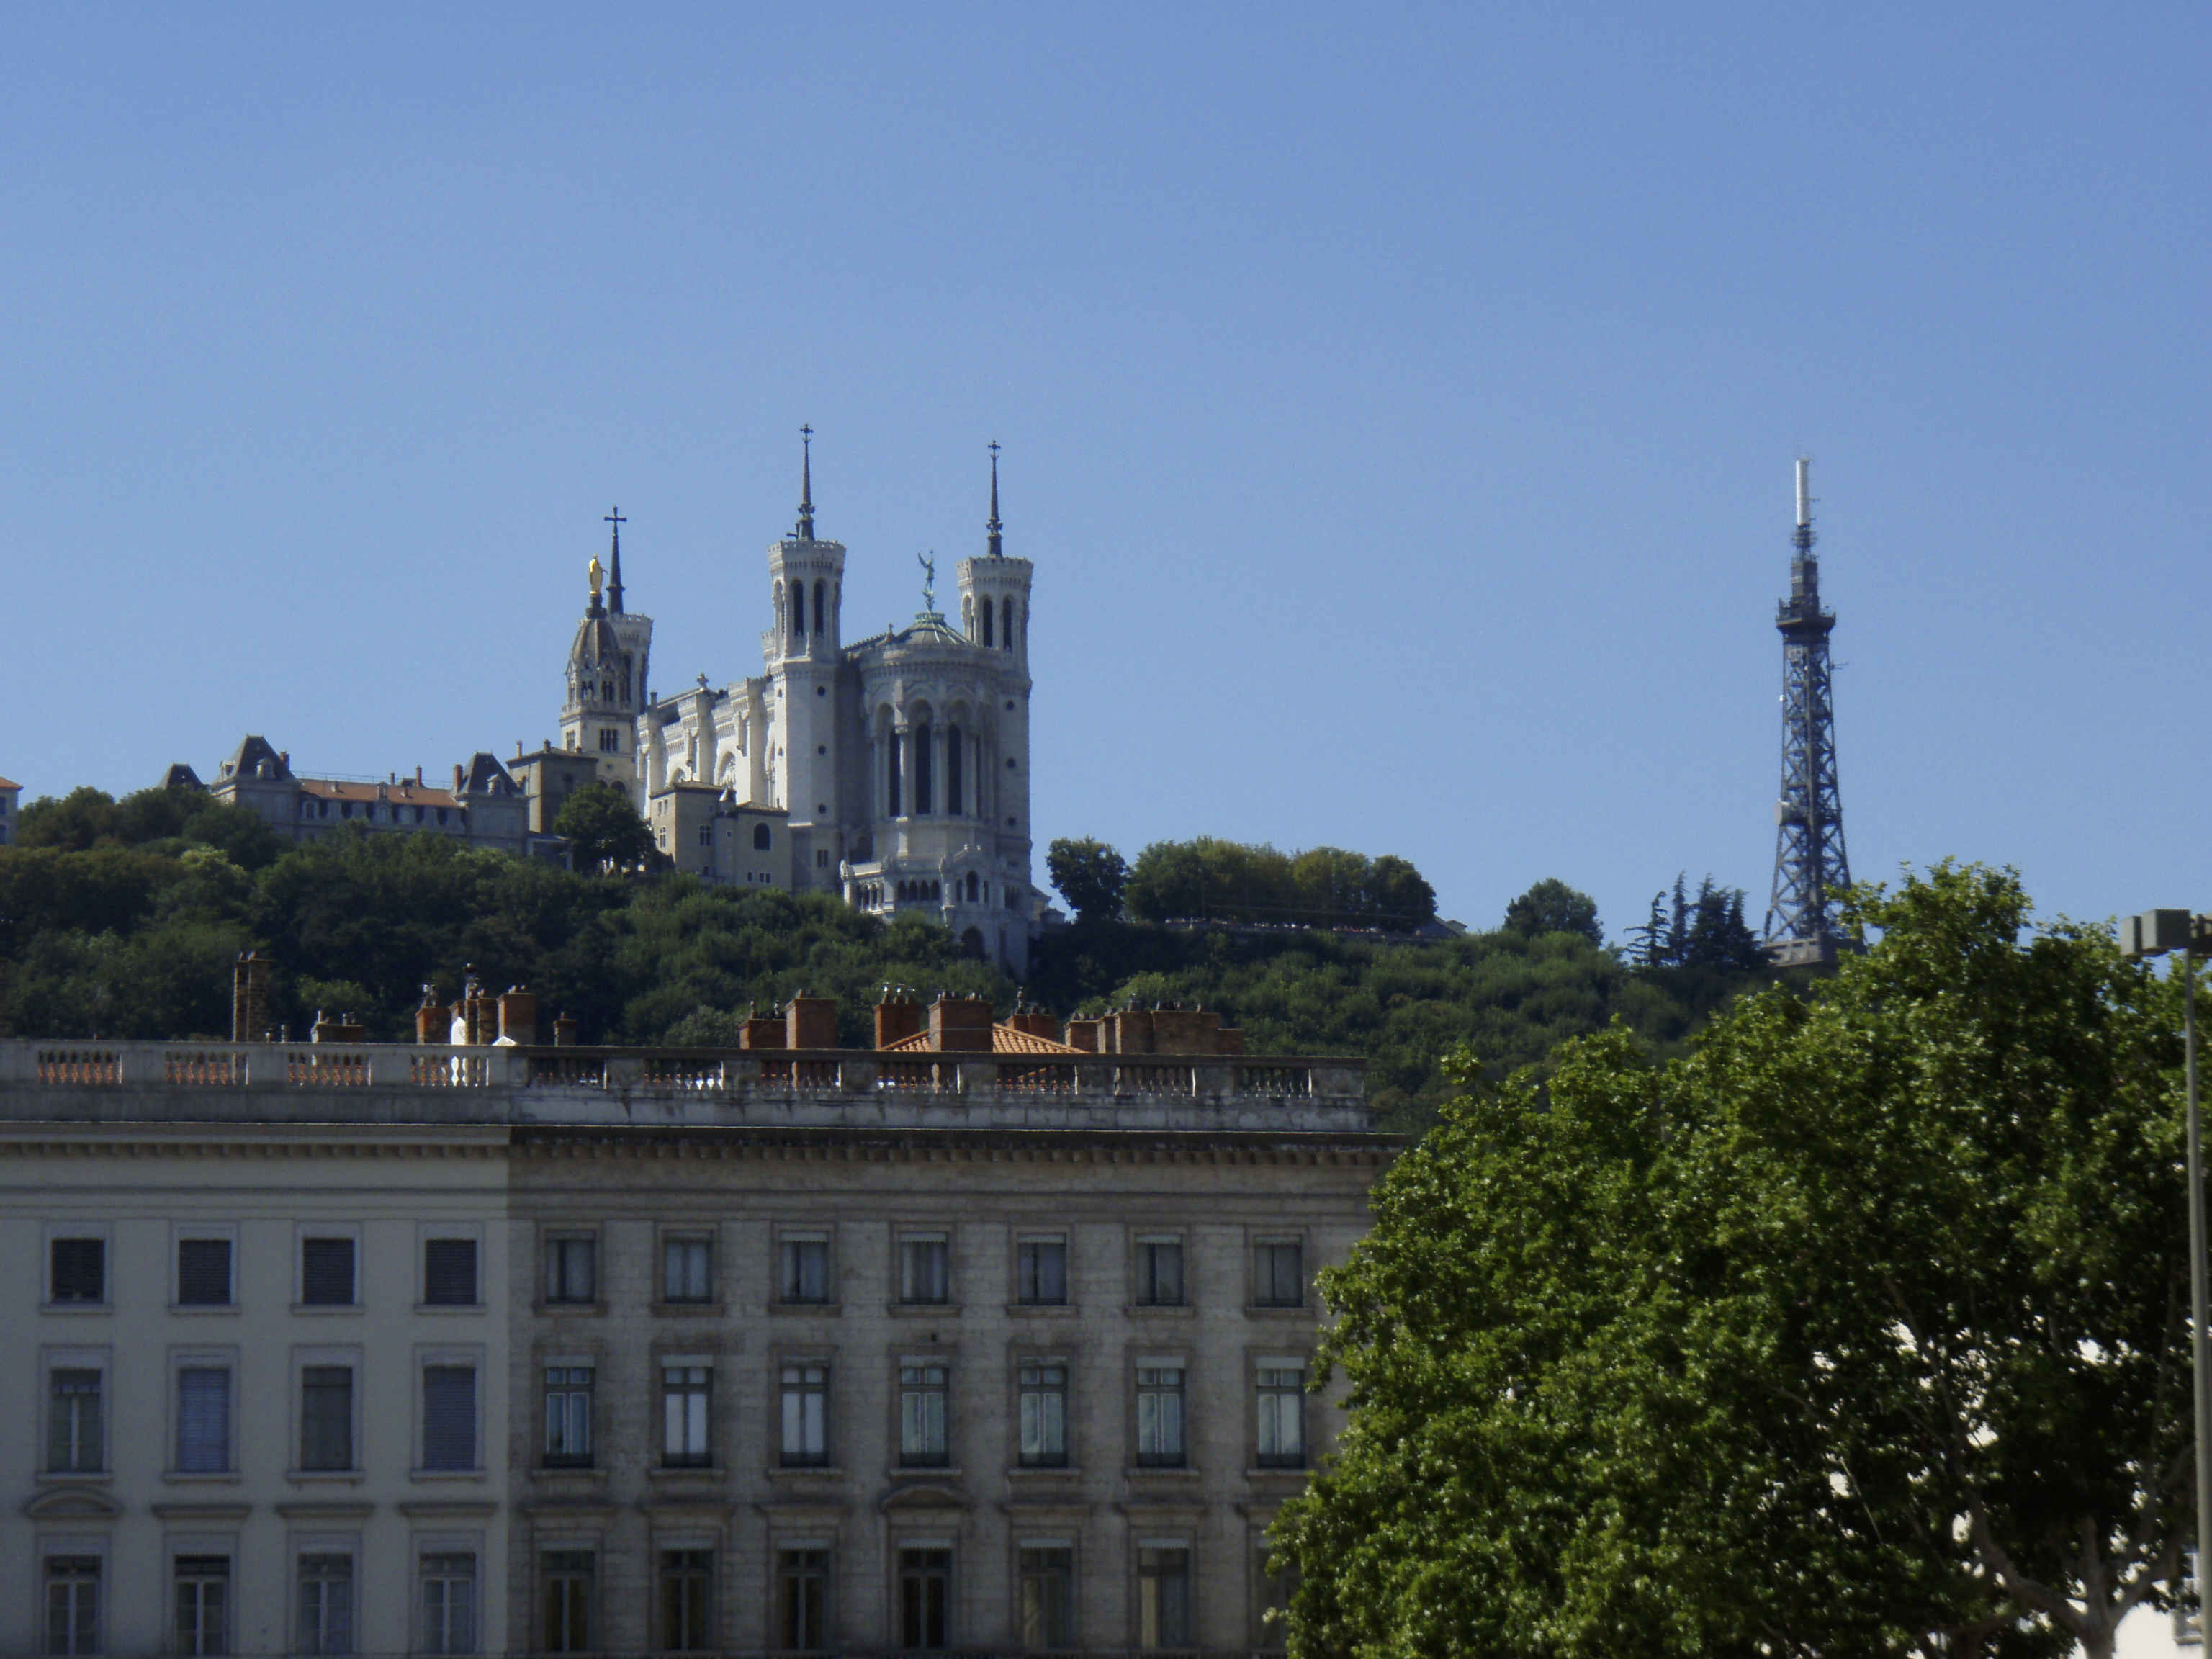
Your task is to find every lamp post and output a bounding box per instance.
[2121,909,2212,1638]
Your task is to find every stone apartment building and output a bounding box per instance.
[0,989,1389,1657]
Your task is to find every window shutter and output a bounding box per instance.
[423,1240,477,1306]
[177,1368,230,1472]
[50,1238,104,1303]
[178,1239,231,1305]
[302,1238,355,1305]
[302,1367,353,1470]
[423,1367,477,1470]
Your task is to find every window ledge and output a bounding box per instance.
[533,1301,606,1317]
[1004,1303,1078,1318]
[648,1465,721,1480]
[765,1465,844,1481]
[1244,1305,1310,1318]
[889,1465,963,1479]
[39,1303,112,1316]
[1123,1304,1195,1318]
[1246,1466,1310,1480]
[650,1303,727,1318]
[768,1303,842,1317]
[1125,1466,1202,1480]
[289,1303,364,1316]
[886,1303,959,1318]
[410,1469,487,1482]
[413,1303,486,1316]
[35,1470,112,1485]
[166,1304,240,1316]
[533,1465,609,1481]
[286,1471,367,1485]
[163,1472,242,1485]
[1007,1466,1081,1478]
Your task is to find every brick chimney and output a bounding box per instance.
[498,987,539,1046]
[1063,1017,1103,1053]
[230,951,270,1043]
[875,991,925,1049]
[552,1012,580,1046]
[739,1015,787,1049]
[786,992,839,1050]
[929,992,996,1053]
[1107,1007,1156,1054]
[415,986,450,1046]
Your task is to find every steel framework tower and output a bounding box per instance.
[1763,457,1856,966]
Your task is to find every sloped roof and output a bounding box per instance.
[298,778,463,808]
[0,776,18,791]
[879,1022,1084,1056]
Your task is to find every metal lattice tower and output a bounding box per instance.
[1763,457,1856,966]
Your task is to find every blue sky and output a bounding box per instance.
[3,4,2203,940]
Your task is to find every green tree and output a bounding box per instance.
[1275,863,2186,1658]
[554,783,655,873]
[1501,876,1603,945]
[1046,837,1130,921]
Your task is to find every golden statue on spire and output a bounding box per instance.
[588,555,604,600]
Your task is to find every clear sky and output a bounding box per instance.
[3,3,2203,940]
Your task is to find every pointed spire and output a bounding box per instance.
[986,439,1003,557]
[796,424,815,540]
[603,506,628,613]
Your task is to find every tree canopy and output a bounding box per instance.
[1045,836,1129,922]
[1501,877,1604,945]
[552,781,655,873]
[1273,863,2188,1658]
[1121,837,1437,930]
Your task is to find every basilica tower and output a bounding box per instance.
[561,508,652,793]
[765,429,848,868]
[956,441,1035,870]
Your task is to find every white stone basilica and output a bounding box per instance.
[556,439,1040,974]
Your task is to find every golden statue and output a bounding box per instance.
[588,555,604,599]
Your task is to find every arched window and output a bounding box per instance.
[965,871,979,902]
[887,728,902,816]
[945,724,963,816]
[981,598,994,647]
[932,880,942,902]
[1000,598,1013,651]
[791,582,805,637]
[961,927,984,960]
[814,580,827,636]
[753,822,771,850]
[913,722,933,814]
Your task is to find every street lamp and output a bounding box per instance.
[2121,908,2212,1641]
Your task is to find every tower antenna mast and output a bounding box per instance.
[1763,456,1856,966]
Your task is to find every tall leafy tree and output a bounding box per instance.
[1045,837,1130,922]
[553,782,655,873]
[1275,863,2188,1658]
[1502,877,1604,945]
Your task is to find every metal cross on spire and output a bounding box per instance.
[603,506,627,614]
[796,425,815,541]
[986,439,1003,558]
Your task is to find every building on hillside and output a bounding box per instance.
[0,777,17,845]
[613,436,1040,972]
[162,736,557,859]
[0,978,1387,1657]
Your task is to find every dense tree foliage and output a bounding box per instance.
[1501,877,1604,945]
[1274,864,2188,1658]
[552,781,655,873]
[1045,837,1130,922]
[1121,837,1437,930]
[1625,872,1767,969]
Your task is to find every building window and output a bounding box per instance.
[1254,1239,1305,1308]
[660,1551,711,1652]
[697,823,713,846]
[776,1547,829,1652]
[898,1548,950,1650]
[1017,1235,1067,1305]
[296,1555,352,1656]
[1136,1366,1186,1467]
[899,1361,949,1468]
[816,848,830,868]
[1256,1543,1299,1653]
[48,1369,103,1472]
[1138,1545,1192,1649]
[662,1364,711,1467]
[913,722,934,814]
[422,1364,477,1470]
[1135,1236,1184,1307]
[780,1361,830,1467]
[50,1237,104,1304]
[45,1557,99,1657]
[424,1239,478,1306]
[541,1551,593,1653]
[899,1233,950,1305]
[1256,1363,1305,1468]
[300,1365,354,1470]
[301,1237,356,1306]
[1018,1361,1068,1468]
[174,1556,229,1657]
[176,1366,232,1473]
[946,723,963,816]
[544,1366,594,1467]
[419,1554,477,1656]
[178,1238,233,1305]
[1019,1545,1074,1650]
[664,1235,713,1303]
[754,822,773,850]
[981,601,994,647]
[780,1233,832,1304]
[544,1236,596,1304]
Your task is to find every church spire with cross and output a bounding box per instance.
[796,425,815,541]
[986,439,1004,557]
[604,506,627,614]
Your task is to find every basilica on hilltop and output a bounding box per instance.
[516,436,1041,974]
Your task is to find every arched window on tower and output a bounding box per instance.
[965,871,979,903]
[945,725,963,816]
[1000,598,1013,651]
[791,580,806,638]
[814,580,827,636]
[981,598,994,647]
[753,822,772,850]
[887,729,902,817]
[913,722,934,814]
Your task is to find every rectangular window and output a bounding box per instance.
[601,729,621,755]
[780,1362,829,1467]
[178,1238,233,1306]
[1136,1366,1186,1467]
[899,1234,949,1305]
[1256,1364,1305,1468]
[780,1233,832,1304]
[1135,1237,1184,1308]
[176,1366,232,1473]
[1254,1240,1305,1308]
[1017,1236,1067,1305]
[1257,1545,1300,1653]
[899,1361,949,1468]
[544,1236,596,1304]
[776,1548,828,1652]
[48,1369,102,1473]
[696,822,712,845]
[300,1365,354,1470]
[663,1236,712,1304]
[541,1551,592,1654]
[1018,1361,1068,1468]
[543,1366,594,1467]
[45,1557,99,1657]
[301,1238,356,1306]
[423,1365,477,1470]
[419,1554,477,1656]
[1019,1545,1074,1650]
[50,1238,104,1304]
[297,1555,352,1657]
[662,1364,711,1467]
[898,1548,950,1651]
[174,1556,229,1657]
[660,1550,711,1652]
[423,1240,478,1306]
[1138,1545,1192,1649]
